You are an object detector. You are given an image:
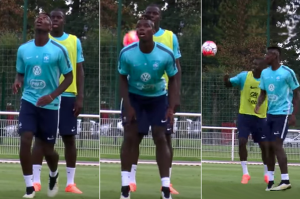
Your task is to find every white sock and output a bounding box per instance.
[33,164,42,184]
[66,167,76,186]
[121,171,130,186]
[24,175,33,187]
[241,161,249,175]
[161,177,170,187]
[281,173,289,180]
[169,167,172,180]
[49,169,58,177]
[130,165,137,184]
[264,165,268,175]
[268,171,275,181]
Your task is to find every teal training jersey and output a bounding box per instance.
[259,65,300,115]
[16,39,73,110]
[118,42,178,97]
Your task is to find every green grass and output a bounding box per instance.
[100,163,201,199]
[0,163,99,198]
[202,164,299,199]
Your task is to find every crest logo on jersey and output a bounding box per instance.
[140,73,151,82]
[268,84,275,91]
[33,65,42,76]
[43,53,51,63]
[152,61,160,70]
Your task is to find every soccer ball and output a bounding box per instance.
[202,41,217,56]
[123,30,139,46]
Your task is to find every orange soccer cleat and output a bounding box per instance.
[65,184,83,194]
[241,174,251,184]
[129,183,137,192]
[161,184,179,195]
[33,183,41,192]
[264,174,269,184]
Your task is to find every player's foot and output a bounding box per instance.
[270,180,291,191]
[129,183,136,192]
[48,173,59,197]
[241,174,251,184]
[170,184,179,194]
[23,186,35,198]
[264,174,269,183]
[120,186,130,199]
[265,181,274,191]
[33,183,41,192]
[65,184,83,194]
[161,187,172,199]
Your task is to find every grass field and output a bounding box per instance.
[100,163,201,199]
[202,164,299,199]
[0,163,99,199]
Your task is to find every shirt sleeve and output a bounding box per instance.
[230,72,247,88]
[118,50,129,75]
[165,52,178,77]
[259,71,266,90]
[172,34,181,59]
[16,47,25,74]
[76,38,84,63]
[287,69,300,90]
[58,46,73,75]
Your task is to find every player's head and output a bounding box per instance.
[265,46,281,65]
[34,12,52,32]
[145,4,161,27]
[50,8,66,31]
[136,14,155,41]
[253,58,267,71]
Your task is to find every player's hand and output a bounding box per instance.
[254,105,260,114]
[165,108,174,125]
[74,96,83,117]
[124,105,136,123]
[12,80,22,94]
[289,114,296,126]
[224,74,230,83]
[36,95,54,107]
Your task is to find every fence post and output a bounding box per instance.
[22,0,28,43]
[231,129,235,161]
[1,72,6,119]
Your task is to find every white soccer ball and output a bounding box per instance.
[202,41,217,56]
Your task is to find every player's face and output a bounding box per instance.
[136,20,154,41]
[34,14,52,32]
[145,6,160,25]
[264,50,278,64]
[50,11,64,30]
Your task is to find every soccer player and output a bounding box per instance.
[255,46,300,191]
[224,58,271,184]
[128,3,181,194]
[119,15,178,199]
[13,13,73,198]
[31,8,84,194]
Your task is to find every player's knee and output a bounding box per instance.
[152,132,167,146]
[20,132,33,146]
[62,135,76,147]
[238,138,247,147]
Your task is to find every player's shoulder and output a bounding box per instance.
[156,42,174,56]
[120,42,139,56]
[18,39,34,50]
[281,65,295,74]
[261,66,271,75]
[236,71,248,77]
[49,39,68,52]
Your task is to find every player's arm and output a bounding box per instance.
[287,70,300,116]
[13,47,25,93]
[51,50,73,99]
[166,55,179,111]
[76,38,85,100]
[255,74,267,112]
[224,72,244,88]
[173,34,181,96]
[118,52,131,109]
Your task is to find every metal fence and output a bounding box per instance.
[202,126,300,162]
[0,113,99,158]
[100,111,201,158]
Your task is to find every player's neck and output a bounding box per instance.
[271,62,281,71]
[154,26,159,33]
[139,41,155,53]
[253,70,261,78]
[35,31,50,46]
[50,30,64,37]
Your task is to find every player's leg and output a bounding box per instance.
[237,114,251,184]
[38,108,60,197]
[31,138,44,191]
[59,96,82,193]
[18,99,37,198]
[149,95,172,199]
[129,134,143,192]
[269,115,291,191]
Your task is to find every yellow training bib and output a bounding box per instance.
[239,71,267,118]
[153,30,173,90]
[49,34,78,95]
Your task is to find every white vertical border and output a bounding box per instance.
[98,0,101,198]
[200,0,203,198]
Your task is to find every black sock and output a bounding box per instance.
[162,187,170,198]
[26,186,35,194]
[121,186,130,197]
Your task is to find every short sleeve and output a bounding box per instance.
[118,51,129,75]
[172,34,181,59]
[165,52,178,77]
[59,47,73,75]
[76,38,84,63]
[16,47,25,74]
[230,72,247,88]
[287,69,300,90]
[259,71,266,90]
